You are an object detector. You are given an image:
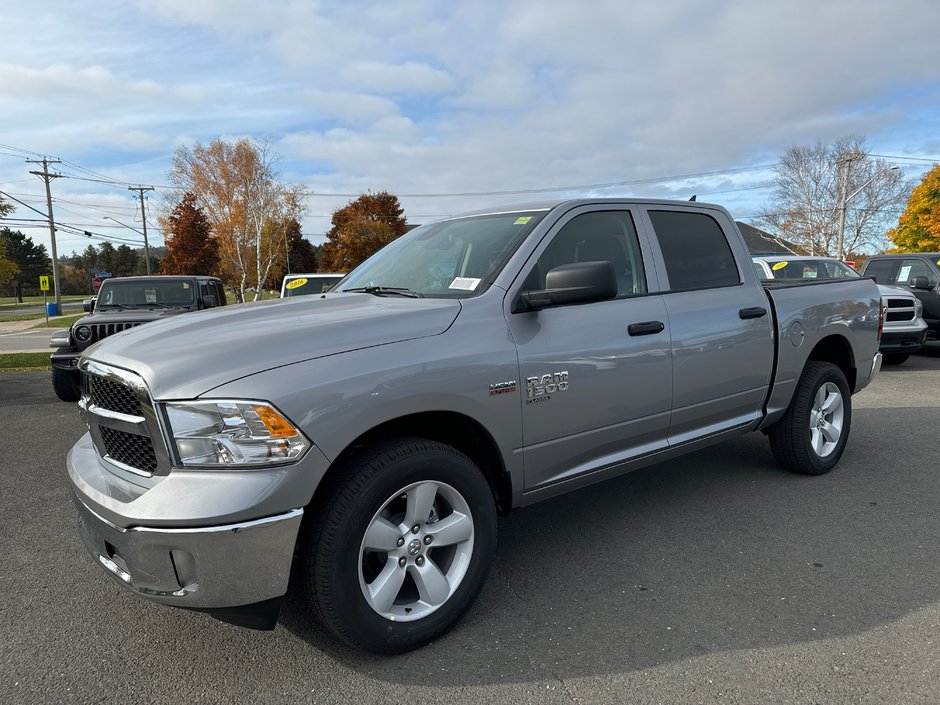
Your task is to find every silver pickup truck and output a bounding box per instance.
[66,199,883,653]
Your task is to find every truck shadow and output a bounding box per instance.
[280,404,940,685]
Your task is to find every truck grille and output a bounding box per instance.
[77,322,143,350]
[80,361,169,477]
[99,426,159,474]
[885,297,917,323]
[91,375,143,416]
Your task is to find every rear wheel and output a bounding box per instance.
[769,361,851,475]
[302,438,497,653]
[881,353,910,365]
[51,347,81,402]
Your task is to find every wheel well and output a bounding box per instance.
[807,335,857,391]
[313,412,513,517]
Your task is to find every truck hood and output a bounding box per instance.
[84,294,462,399]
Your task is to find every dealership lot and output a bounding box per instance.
[1,353,938,705]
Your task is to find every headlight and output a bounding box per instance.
[914,298,923,318]
[74,325,92,343]
[164,400,310,467]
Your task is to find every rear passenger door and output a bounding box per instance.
[640,207,774,445]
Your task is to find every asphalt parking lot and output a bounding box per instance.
[1,351,938,705]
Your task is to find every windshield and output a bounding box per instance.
[763,259,859,280]
[96,279,196,307]
[339,211,547,298]
[282,275,345,297]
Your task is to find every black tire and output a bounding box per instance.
[302,437,497,654]
[768,361,852,475]
[881,353,910,365]
[51,348,81,402]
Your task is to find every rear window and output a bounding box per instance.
[648,210,740,291]
[282,275,345,297]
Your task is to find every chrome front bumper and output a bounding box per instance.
[73,495,302,611]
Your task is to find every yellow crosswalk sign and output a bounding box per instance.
[39,276,50,291]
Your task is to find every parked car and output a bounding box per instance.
[50,275,227,401]
[67,199,882,653]
[280,273,345,297]
[753,255,928,365]
[860,253,940,344]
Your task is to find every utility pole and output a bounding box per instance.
[835,154,855,262]
[27,158,64,313]
[128,186,154,275]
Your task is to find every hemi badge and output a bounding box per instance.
[489,381,517,396]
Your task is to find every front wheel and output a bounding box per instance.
[51,348,81,402]
[769,361,851,475]
[302,438,497,653]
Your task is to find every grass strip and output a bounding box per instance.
[0,352,50,371]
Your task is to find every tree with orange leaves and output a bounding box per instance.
[887,163,940,252]
[319,192,407,272]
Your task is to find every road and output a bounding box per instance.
[0,300,85,317]
[1,353,938,705]
[0,325,63,353]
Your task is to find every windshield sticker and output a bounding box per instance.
[514,216,532,225]
[286,278,308,289]
[898,265,912,283]
[182,283,190,289]
[772,261,788,271]
[936,259,940,266]
[803,268,817,279]
[449,277,481,291]
[145,289,157,303]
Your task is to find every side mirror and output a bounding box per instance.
[517,261,618,311]
[82,298,94,312]
[910,276,934,290]
[201,294,218,308]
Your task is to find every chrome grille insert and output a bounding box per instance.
[99,426,158,474]
[79,359,171,478]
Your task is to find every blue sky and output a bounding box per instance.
[2,0,939,257]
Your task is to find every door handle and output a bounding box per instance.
[627,321,665,336]
[739,306,768,319]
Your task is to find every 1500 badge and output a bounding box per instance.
[526,371,569,403]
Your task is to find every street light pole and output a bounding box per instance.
[836,160,900,261]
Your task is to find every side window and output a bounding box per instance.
[896,259,933,285]
[525,211,647,297]
[213,282,227,305]
[863,259,898,285]
[648,210,740,291]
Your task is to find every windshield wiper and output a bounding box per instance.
[343,286,423,298]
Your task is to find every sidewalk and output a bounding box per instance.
[0,319,41,334]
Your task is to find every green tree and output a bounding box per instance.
[320,192,407,271]
[0,238,19,288]
[887,163,940,252]
[0,193,13,218]
[113,244,139,277]
[0,227,51,301]
[268,218,318,284]
[159,192,220,276]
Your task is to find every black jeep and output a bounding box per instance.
[50,275,227,401]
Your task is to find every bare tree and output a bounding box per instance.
[757,137,910,257]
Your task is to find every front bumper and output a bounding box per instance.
[879,328,927,355]
[67,428,326,628]
[50,350,80,371]
[73,493,302,615]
